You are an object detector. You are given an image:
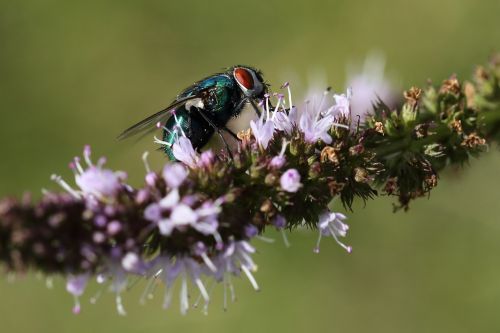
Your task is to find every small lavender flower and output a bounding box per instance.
[346,53,397,121]
[66,274,89,314]
[269,139,288,169]
[162,163,188,188]
[101,257,133,316]
[299,110,335,144]
[51,146,126,200]
[271,83,349,143]
[273,108,298,135]
[172,136,200,168]
[199,150,215,167]
[270,156,286,169]
[280,169,302,192]
[272,214,290,247]
[145,189,222,238]
[121,252,141,272]
[244,224,259,238]
[324,90,351,118]
[144,202,162,221]
[273,215,287,229]
[155,255,209,315]
[215,240,260,291]
[250,116,275,149]
[314,211,352,253]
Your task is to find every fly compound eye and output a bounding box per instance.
[234,67,255,91]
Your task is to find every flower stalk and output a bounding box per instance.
[0,56,499,314]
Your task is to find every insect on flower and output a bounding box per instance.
[118,66,269,159]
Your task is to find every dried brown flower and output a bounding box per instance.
[461,132,486,149]
[440,76,461,95]
[404,86,423,106]
[320,146,339,165]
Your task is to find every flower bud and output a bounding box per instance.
[270,156,286,169]
[308,162,321,179]
[349,144,364,156]
[290,138,300,156]
[280,169,302,192]
[245,224,259,238]
[250,165,262,179]
[273,215,286,229]
[264,173,277,186]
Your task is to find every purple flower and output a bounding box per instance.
[280,169,302,192]
[66,274,88,297]
[144,203,162,221]
[314,211,351,253]
[107,220,122,235]
[172,136,199,168]
[171,204,198,224]
[200,150,215,167]
[157,204,195,235]
[192,200,221,235]
[145,172,157,187]
[346,53,397,122]
[66,274,89,314]
[92,231,105,243]
[214,240,260,291]
[156,256,208,314]
[159,188,180,209]
[121,252,141,272]
[273,108,297,134]
[324,91,351,118]
[299,109,334,144]
[94,215,107,227]
[52,146,125,200]
[273,215,287,229]
[162,163,188,188]
[270,156,285,168]
[250,117,274,149]
[101,260,132,316]
[76,168,122,198]
[269,139,288,169]
[145,189,222,237]
[244,224,259,238]
[271,84,351,143]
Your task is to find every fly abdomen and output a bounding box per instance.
[162,109,214,160]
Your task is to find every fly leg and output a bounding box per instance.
[233,98,262,118]
[248,98,262,118]
[192,108,234,159]
[222,127,241,142]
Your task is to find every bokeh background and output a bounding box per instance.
[1,0,500,332]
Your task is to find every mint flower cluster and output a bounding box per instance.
[1,56,499,315]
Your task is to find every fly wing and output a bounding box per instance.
[117,95,200,140]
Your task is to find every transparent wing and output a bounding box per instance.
[117,96,198,140]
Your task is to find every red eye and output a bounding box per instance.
[234,67,254,90]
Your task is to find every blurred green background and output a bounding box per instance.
[1,0,500,332]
